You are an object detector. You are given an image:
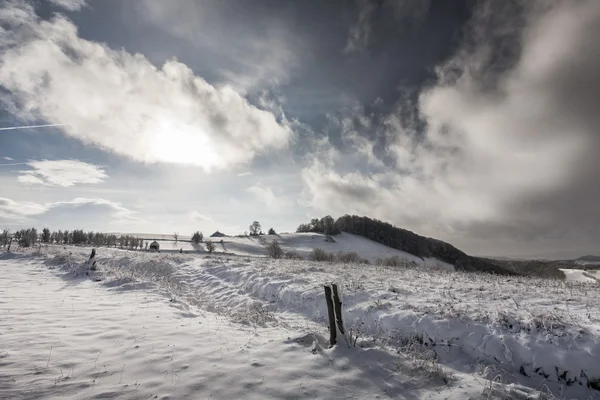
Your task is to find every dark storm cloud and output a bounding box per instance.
[344,0,431,54]
[302,0,600,258]
[136,0,469,119]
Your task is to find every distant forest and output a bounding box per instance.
[1,227,144,249]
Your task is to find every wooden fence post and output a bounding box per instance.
[89,248,97,271]
[331,283,345,335]
[324,285,337,347]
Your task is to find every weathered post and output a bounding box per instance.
[7,237,12,252]
[89,248,97,271]
[324,285,337,346]
[331,283,345,335]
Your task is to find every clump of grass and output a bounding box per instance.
[395,334,454,385]
[376,256,416,268]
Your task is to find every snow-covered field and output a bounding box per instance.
[130,232,452,268]
[561,269,600,284]
[2,245,600,399]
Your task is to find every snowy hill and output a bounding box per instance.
[128,232,453,268]
[561,268,600,283]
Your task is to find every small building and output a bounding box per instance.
[210,231,226,238]
[149,240,160,252]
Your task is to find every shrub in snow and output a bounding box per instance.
[41,228,51,243]
[268,227,276,235]
[16,228,37,247]
[205,240,216,253]
[266,240,283,259]
[191,231,203,244]
[336,252,368,264]
[309,248,335,262]
[0,228,9,247]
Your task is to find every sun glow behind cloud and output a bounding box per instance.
[0,1,292,171]
[150,119,221,169]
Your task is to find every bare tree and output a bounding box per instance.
[249,221,261,236]
[173,232,179,243]
[1,228,9,247]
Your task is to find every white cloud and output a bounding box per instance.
[17,160,107,187]
[16,174,45,185]
[237,172,252,177]
[0,196,136,224]
[246,183,291,211]
[53,198,137,221]
[189,211,216,224]
[0,1,292,171]
[0,197,49,220]
[3,157,14,161]
[335,106,384,167]
[48,0,86,11]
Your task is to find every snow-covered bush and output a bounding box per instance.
[266,240,283,259]
[205,240,216,253]
[191,231,203,244]
[309,248,335,262]
[16,228,37,247]
[1,228,9,247]
[336,252,368,264]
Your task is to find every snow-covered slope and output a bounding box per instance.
[561,268,600,283]
[145,232,453,268]
[3,248,599,399]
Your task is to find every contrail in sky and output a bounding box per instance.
[0,123,67,131]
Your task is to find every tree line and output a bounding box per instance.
[1,227,145,249]
[296,216,340,235]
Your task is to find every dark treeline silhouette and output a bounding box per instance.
[1,227,144,249]
[296,216,340,236]
[298,215,517,275]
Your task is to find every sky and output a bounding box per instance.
[0,0,599,259]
